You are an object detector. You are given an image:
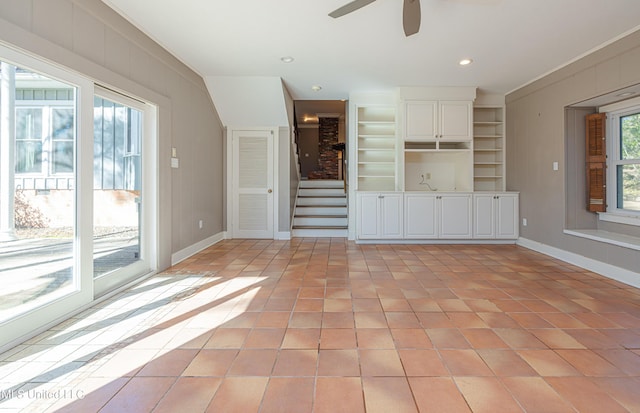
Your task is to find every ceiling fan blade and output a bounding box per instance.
[403,0,421,36]
[329,0,377,18]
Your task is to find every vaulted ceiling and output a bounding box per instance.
[102,0,640,101]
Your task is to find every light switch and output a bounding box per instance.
[171,147,177,158]
[553,161,559,171]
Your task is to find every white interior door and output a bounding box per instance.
[232,129,274,238]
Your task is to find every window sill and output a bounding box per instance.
[564,229,640,251]
[598,212,640,227]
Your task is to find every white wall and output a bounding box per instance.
[205,76,289,127]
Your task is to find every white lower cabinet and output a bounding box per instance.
[473,193,519,239]
[404,193,437,238]
[404,193,472,239]
[357,191,518,241]
[357,192,403,239]
[439,193,473,238]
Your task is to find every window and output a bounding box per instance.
[15,107,43,173]
[608,106,640,214]
[51,107,75,173]
[15,86,76,177]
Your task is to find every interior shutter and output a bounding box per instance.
[585,113,607,212]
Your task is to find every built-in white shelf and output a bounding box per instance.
[356,106,397,191]
[473,106,505,191]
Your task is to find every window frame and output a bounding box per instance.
[602,98,640,220]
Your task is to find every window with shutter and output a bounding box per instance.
[586,113,606,212]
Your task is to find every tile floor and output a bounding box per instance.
[1,238,640,412]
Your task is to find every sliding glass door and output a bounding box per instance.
[0,45,156,350]
[0,46,94,348]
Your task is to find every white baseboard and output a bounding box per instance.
[276,231,291,240]
[171,231,226,265]
[517,237,640,289]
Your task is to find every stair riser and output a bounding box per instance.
[298,188,345,197]
[297,198,347,206]
[292,228,348,237]
[299,180,344,189]
[295,207,347,216]
[293,217,348,227]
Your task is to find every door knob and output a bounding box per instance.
[268,189,273,193]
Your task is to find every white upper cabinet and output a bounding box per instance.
[439,101,473,141]
[403,100,473,142]
[404,101,438,140]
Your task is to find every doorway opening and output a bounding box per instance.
[294,100,346,181]
[291,100,348,237]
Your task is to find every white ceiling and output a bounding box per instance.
[102,0,640,101]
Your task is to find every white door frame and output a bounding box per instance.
[226,127,278,239]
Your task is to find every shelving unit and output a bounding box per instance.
[350,89,519,242]
[356,106,397,191]
[473,106,505,191]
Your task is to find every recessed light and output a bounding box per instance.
[459,58,473,66]
[311,85,322,92]
[281,56,294,63]
[616,91,636,97]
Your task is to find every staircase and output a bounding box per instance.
[292,180,348,237]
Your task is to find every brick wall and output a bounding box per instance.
[308,117,339,180]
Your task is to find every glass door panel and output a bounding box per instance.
[92,93,144,282]
[0,60,86,330]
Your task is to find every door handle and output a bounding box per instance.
[268,189,273,193]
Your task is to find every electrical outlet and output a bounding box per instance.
[522,218,528,226]
[425,172,431,179]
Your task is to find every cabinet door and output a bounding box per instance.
[439,194,472,238]
[439,101,472,141]
[495,193,519,239]
[473,194,495,238]
[404,194,437,238]
[405,101,437,141]
[357,193,380,239]
[380,193,403,238]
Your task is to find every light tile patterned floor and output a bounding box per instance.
[1,238,640,412]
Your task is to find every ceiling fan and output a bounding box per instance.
[329,0,421,37]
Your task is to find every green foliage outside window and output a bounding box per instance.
[619,113,640,209]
